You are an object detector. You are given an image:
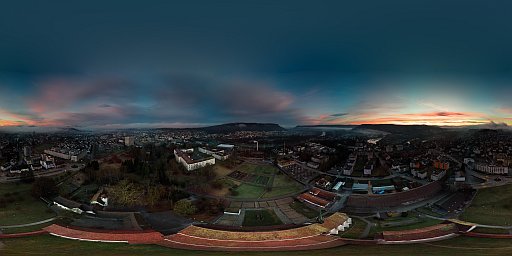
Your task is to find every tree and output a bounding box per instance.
[173,199,196,216]
[146,185,164,206]
[109,180,144,206]
[32,177,59,198]
[91,160,100,171]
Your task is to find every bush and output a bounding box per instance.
[173,199,197,216]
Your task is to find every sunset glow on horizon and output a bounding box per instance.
[1,1,511,129]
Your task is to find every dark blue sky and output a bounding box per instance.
[0,0,511,128]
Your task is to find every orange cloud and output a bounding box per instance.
[304,111,490,126]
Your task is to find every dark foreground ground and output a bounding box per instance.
[2,235,512,256]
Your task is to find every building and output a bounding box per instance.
[44,149,86,162]
[433,160,449,170]
[431,170,446,181]
[198,147,230,160]
[463,158,475,164]
[217,144,235,149]
[475,163,509,175]
[307,161,320,169]
[23,146,32,157]
[363,163,373,176]
[174,148,215,171]
[124,136,135,146]
[343,164,354,175]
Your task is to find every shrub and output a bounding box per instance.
[173,199,197,216]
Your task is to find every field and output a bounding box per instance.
[232,184,267,199]
[339,219,367,239]
[217,162,304,199]
[242,209,283,226]
[260,184,304,199]
[368,217,444,237]
[460,184,512,226]
[238,163,279,175]
[0,183,56,226]
[3,235,512,256]
[289,201,319,219]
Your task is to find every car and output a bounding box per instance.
[494,177,502,182]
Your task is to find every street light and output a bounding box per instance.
[252,140,259,151]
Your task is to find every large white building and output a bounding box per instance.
[44,149,86,162]
[124,136,135,146]
[475,163,509,175]
[198,147,230,160]
[174,148,215,171]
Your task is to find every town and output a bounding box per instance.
[1,123,511,253]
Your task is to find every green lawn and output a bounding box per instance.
[242,209,283,226]
[0,221,55,234]
[272,174,299,187]
[0,183,56,226]
[239,163,278,176]
[460,184,512,226]
[472,227,511,234]
[340,219,367,239]
[368,218,444,237]
[261,184,303,199]
[288,201,319,219]
[232,184,266,199]
[3,235,512,256]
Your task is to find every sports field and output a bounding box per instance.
[243,209,283,226]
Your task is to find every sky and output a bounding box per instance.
[0,0,511,129]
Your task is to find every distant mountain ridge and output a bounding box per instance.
[201,122,286,133]
[353,124,444,135]
[295,125,357,128]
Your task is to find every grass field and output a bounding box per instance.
[224,162,304,199]
[238,163,279,176]
[0,221,55,234]
[232,184,266,199]
[460,184,512,226]
[472,227,512,234]
[242,209,283,226]
[0,183,56,226]
[289,201,319,219]
[368,217,444,237]
[3,235,512,256]
[272,174,300,187]
[261,184,303,199]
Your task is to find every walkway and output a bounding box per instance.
[353,216,374,239]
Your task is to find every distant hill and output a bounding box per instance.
[294,125,357,129]
[58,127,82,133]
[353,124,444,136]
[0,126,84,133]
[201,123,286,133]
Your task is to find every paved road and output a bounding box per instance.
[140,210,194,235]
